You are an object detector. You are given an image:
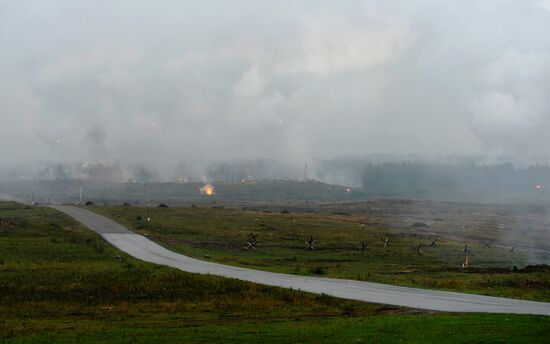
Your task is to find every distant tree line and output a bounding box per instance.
[360,162,550,197]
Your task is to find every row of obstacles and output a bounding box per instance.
[138,207,521,260]
[244,234,320,251]
[241,233,521,269]
[242,234,520,254]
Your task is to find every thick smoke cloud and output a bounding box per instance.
[1,0,549,178]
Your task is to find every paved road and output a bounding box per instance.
[52,205,550,315]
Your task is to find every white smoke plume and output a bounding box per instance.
[0,1,549,174]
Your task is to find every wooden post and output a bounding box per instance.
[359,240,368,253]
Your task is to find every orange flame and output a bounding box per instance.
[200,184,215,196]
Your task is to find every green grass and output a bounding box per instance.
[91,205,550,301]
[4,314,550,343]
[0,202,379,339]
[1,201,549,343]
[0,180,364,205]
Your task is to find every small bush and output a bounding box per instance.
[311,266,326,275]
[49,223,61,229]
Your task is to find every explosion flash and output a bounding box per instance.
[200,184,215,196]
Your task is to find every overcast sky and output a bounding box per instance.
[1,0,550,168]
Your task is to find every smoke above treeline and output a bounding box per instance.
[1,1,550,169]
[2,155,550,189]
[0,159,303,183]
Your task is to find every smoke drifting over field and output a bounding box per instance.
[1,0,550,174]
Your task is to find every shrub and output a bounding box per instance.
[311,266,326,275]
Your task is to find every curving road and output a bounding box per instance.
[52,205,550,315]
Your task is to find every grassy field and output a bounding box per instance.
[6,179,550,206]
[1,201,549,343]
[91,204,550,301]
[5,314,550,343]
[0,180,363,206]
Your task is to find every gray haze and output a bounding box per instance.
[1,0,550,179]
